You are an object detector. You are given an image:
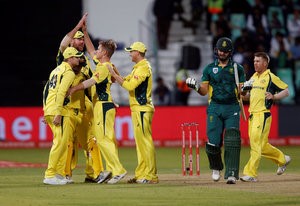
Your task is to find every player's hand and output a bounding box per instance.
[53,115,62,126]
[186,77,199,91]
[106,64,116,76]
[110,64,120,82]
[241,79,254,92]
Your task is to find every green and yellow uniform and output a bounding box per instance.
[43,62,76,178]
[243,69,288,178]
[121,59,158,181]
[202,59,245,144]
[201,59,245,179]
[92,57,126,177]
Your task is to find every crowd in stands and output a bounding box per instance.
[208,0,300,104]
[152,0,300,105]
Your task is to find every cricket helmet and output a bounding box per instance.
[216,37,233,53]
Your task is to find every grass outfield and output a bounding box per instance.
[0,146,299,206]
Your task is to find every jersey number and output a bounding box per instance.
[49,74,58,89]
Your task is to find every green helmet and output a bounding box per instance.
[216,37,233,52]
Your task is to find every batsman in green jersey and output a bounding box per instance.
[186,37,245,184]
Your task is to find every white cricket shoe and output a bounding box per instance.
[240,175,257,182]
[226,176,237,184]
[136,179,159,184]
[107,172,127,184]
[96,171,112,183]
[43,176,67,185]
[212,170,220,182]
[277,155,291,175]
[56,174,74,184]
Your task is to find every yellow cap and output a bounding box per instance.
[63,47,83,59]
[124,42,147,53]
[74,31,84,39]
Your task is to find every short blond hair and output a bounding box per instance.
[99,39,117,58]
[254,52,270,64]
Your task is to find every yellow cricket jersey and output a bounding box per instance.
[122,59,154,112]
[57,50,93,110]
[68,72,89,110]
[68,56,93,110]
[43,62,76,116]
[92,58,113,103]
[249,69,288,113]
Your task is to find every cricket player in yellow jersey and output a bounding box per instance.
[43,47,83,185]
[56,13,104,183]
[68,25,126,184]
[108,42,158,184]
[240,52,291,182]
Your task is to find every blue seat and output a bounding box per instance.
[230,13,246,41]
[276,68,295,104]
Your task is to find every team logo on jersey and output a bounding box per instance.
[134,75,139,79]
[209,115,214,122]
[213,67,218,74]
[229,68,233,74]
[260,79,266,84]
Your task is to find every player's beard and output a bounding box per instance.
[73,65,81,74]
[218,53,230,62]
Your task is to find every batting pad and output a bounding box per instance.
[224,128,241,179]
[206,143,224,170]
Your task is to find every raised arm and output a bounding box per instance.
[59,13,88,52]
[82,20,96,58]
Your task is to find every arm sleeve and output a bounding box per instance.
[201,66,209,83]
[271,73,288,91]
[122,68,148,91]
[55,71,75,115]
[238,64,246,83]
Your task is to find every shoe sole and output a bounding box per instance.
[240,178,257,182]
[226,180,236,184]
[43,180,67,185]
[212,176,220,182]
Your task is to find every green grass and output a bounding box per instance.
[0,146,299,206]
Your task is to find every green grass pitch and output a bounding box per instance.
[0,146,299,206]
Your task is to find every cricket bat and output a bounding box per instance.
[234,63,247,121]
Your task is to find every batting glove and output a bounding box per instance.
[186,77,199,91]
[241,79,254,92]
